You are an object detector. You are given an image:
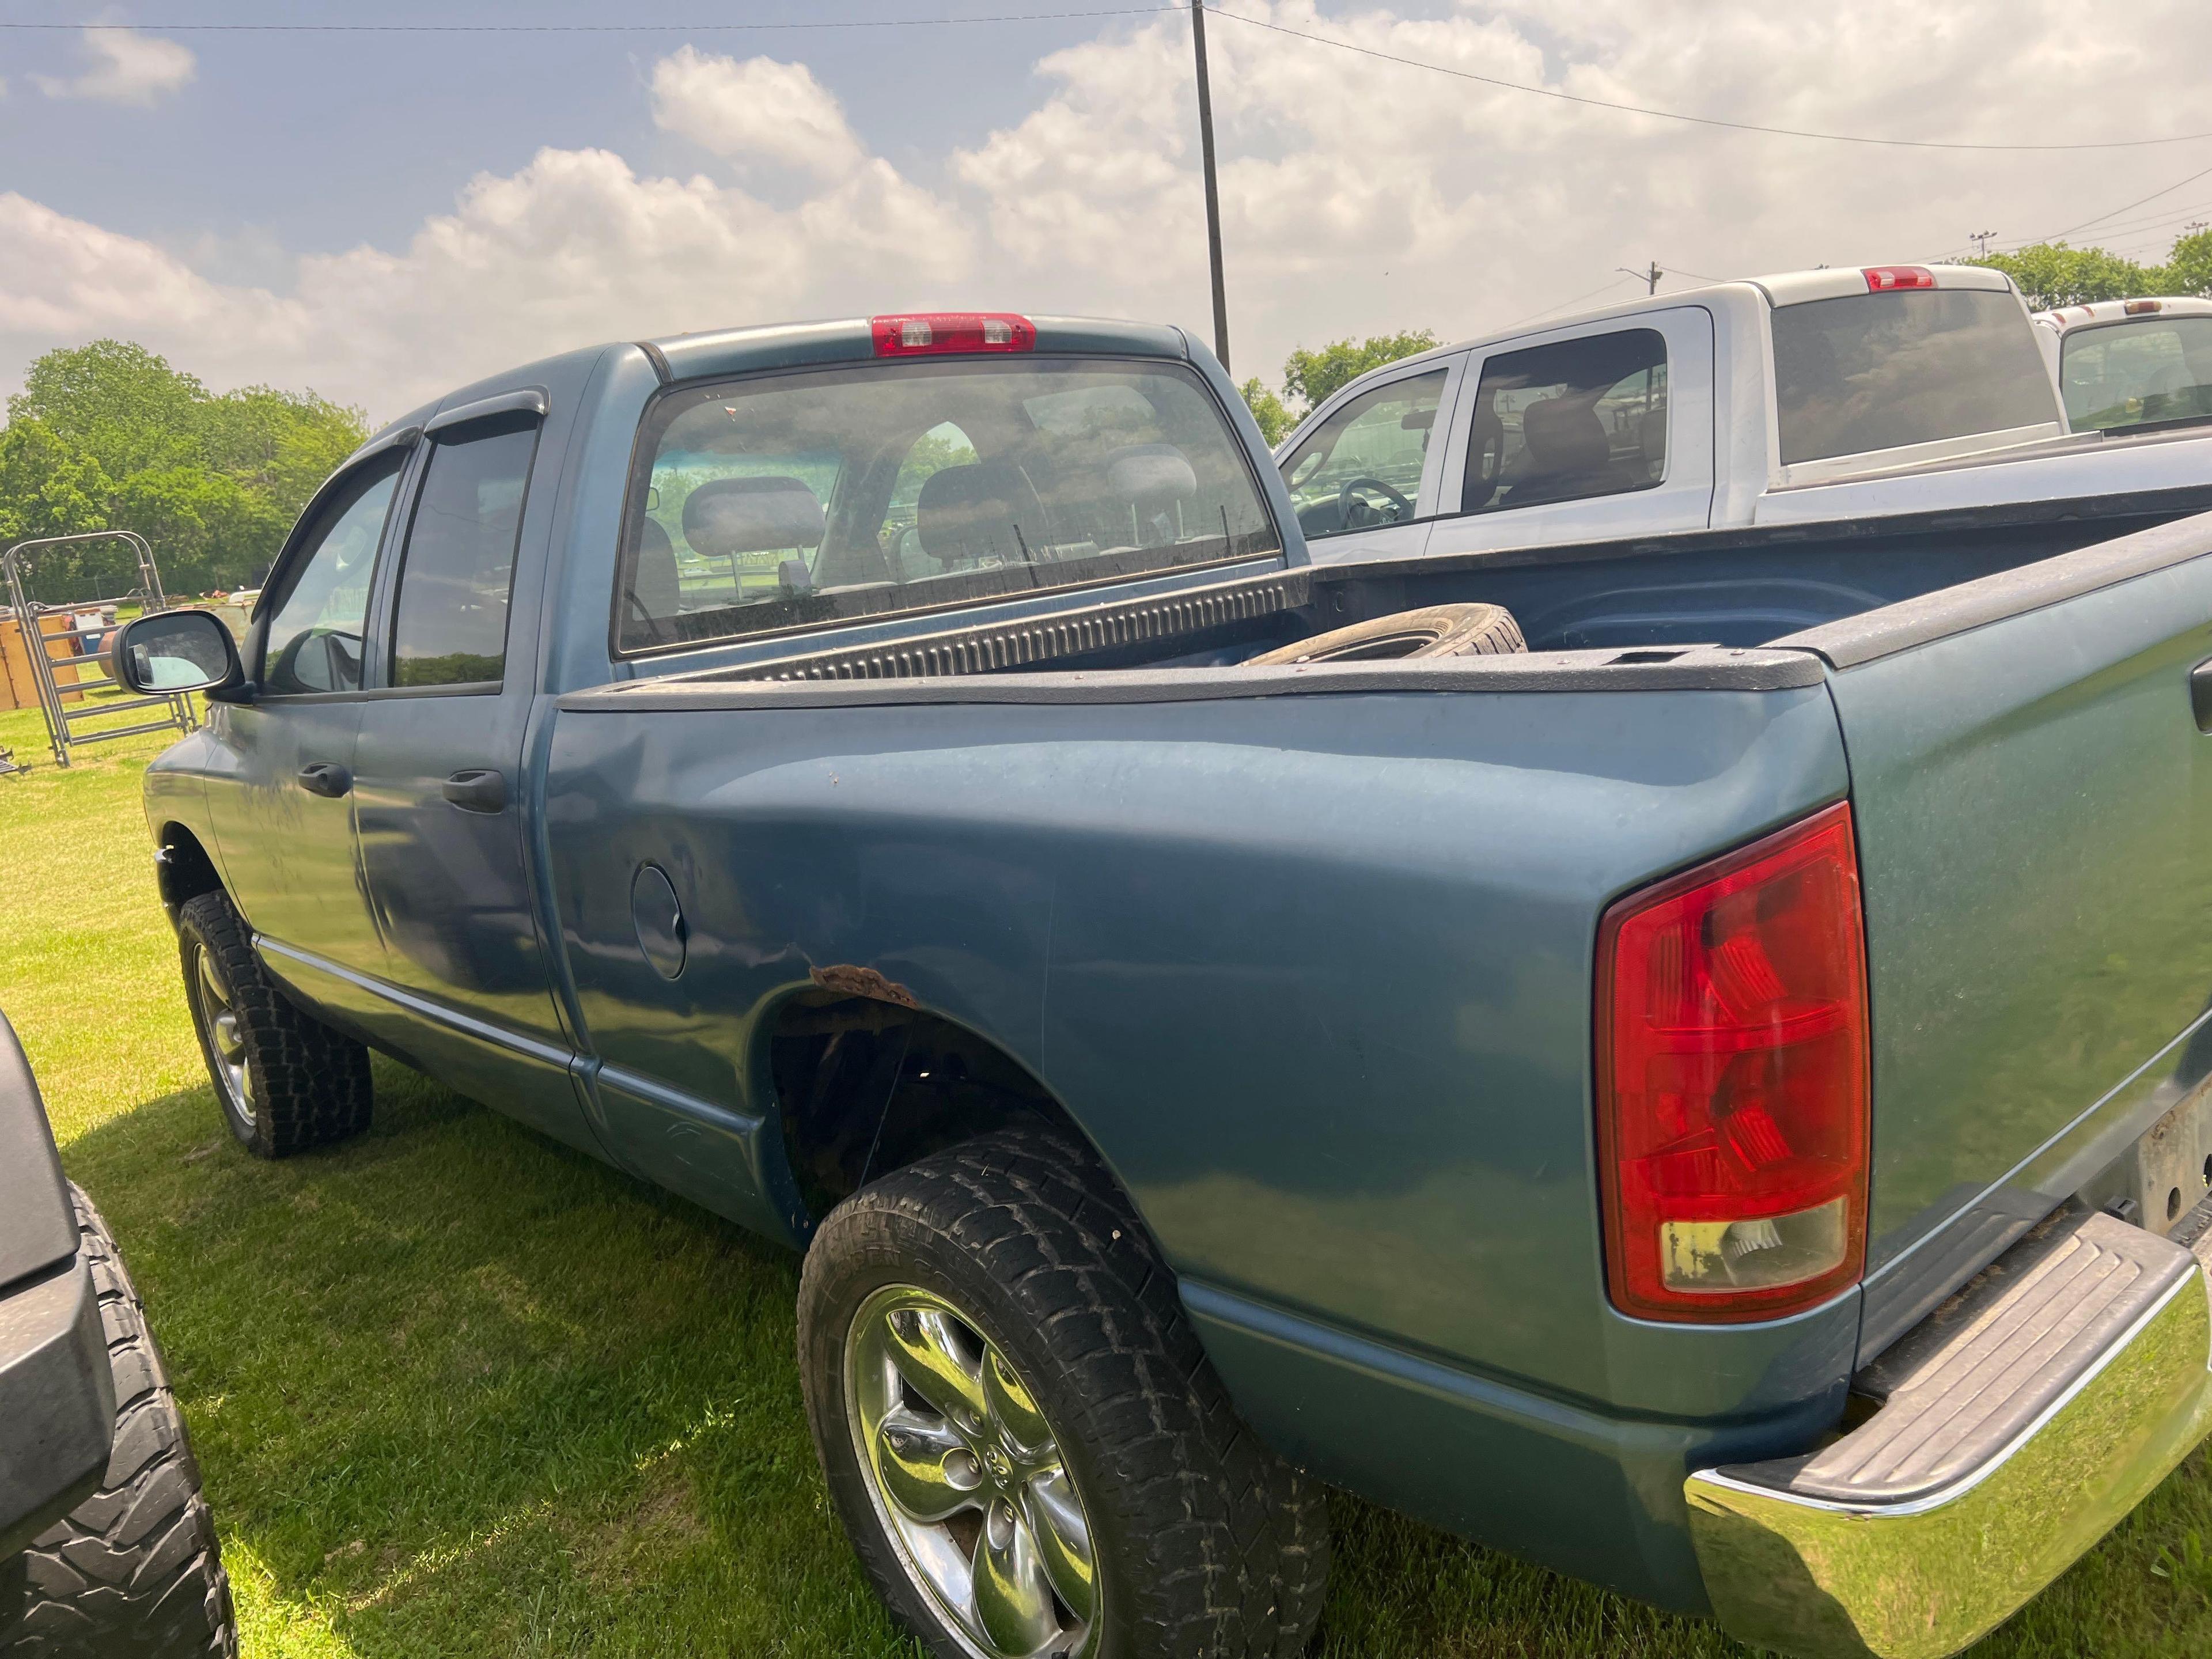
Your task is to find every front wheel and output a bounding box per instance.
[798,1131,1328,1659]
[177,891,370,1158]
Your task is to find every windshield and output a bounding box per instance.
[616,356,1280,652]
[2059,316,2212,433]
[1771,288,2058,465]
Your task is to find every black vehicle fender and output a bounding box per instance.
[0,1013,114,1555]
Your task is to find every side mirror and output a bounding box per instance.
[110,609,245,698]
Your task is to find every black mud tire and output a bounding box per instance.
[1248,601,1526,666]
[176,889,370,1159]
[797,1129,1330,1659]
[1,1186,237,1658]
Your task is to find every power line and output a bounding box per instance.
[1491,275,1640,336]
[1203,8,2212,153]
[12,7,2212,156]
[2029,157,2212,246]
[0,7,1181,31]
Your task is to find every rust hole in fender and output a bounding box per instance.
[809,963,921,1009]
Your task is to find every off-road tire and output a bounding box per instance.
[798,1129,1330,1659]
[1248,601,1525,666]
[1,1185,237,1658]
[176,889,370,1158]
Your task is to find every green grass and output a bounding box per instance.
[2,698,2209,1657]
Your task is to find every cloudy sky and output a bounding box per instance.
[4,0,2210,421]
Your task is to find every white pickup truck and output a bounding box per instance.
[1283,263,2212,575]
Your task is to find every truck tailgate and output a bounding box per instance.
[1786,512,2212,1357]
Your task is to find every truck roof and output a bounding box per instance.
[1330,263,2022,397]
[2032,296,2212,332]
[353,312,1199,464]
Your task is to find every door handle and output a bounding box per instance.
[2192,658,2212,734]
[296,762,351,798]
[442,768,507,813]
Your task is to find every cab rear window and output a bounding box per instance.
[2059,316,2212,433]
[1771,289,2058,465]
[616,357,1280,652]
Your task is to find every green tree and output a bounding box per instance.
[1238,377,1294,446]
[1972,243,2160,310]
[1281,329,1440,411]
[0,340,368,599]
[1238,329,1440,449]
[2162,228,2212,297]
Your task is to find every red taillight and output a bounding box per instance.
[1596,803,1869,1323]
[2124,298,2164,316]
[1862,266,1936,293]
[870,312,1036,356]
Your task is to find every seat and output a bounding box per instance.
[915,462,1048,567]
[1499,397,1614,509]
[681,475,825,560]
[620,518,683,646]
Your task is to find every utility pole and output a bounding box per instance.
[1191,0,1230,372]
[1618,261,1662,296]
[1968,228,1999,257]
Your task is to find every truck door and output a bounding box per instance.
[204,449,406,976]
[1277,357,1463,566]
[344,397,591,1153]
[1422,306,1715,561]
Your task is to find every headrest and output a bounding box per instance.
[1638,407,1666,467]
[916,461,1039,565]
[1520,397,1610,476]
[628,518,681,619]
[682,475,824,558]
[1105,444,1197,507]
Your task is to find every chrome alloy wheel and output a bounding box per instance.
[189,943,255,1128]
[846,1285,1098,1659]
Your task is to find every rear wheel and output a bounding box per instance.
[798,1130,1328,1659]
[177,891,370,1158]
[1,1185,237,1658]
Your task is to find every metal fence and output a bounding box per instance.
[2,531,198,768]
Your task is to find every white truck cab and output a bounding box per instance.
[1283,263,2212,566]
[2033,296,2212,435]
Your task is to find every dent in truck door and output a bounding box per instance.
[1820,526,2212,1356]
[204,450,406,975]
[343,402,594,1154]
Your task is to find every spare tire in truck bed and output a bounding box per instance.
[1247,602,1526,666]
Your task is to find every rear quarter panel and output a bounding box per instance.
[542,676,1860,1603]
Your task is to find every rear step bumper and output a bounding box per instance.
[1685,1204,2212,1659]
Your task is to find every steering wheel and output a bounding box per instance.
[1338,476,1413,529]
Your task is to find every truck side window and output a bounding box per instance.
[1461,331,1668,514]
[259,455,403,696]
[387,415,540,688]
[1280,370,1446,541]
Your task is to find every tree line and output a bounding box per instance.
[0,340,366,605]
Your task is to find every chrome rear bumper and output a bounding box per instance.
[1686,1207,2212,1659]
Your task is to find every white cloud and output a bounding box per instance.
[35,27,196,107]
[5,5,2211,415]
[651,48,867,180]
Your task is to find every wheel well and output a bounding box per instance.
[771,990,1098,1221]
[154,824,224,919]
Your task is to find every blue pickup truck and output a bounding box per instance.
[115,308,2212,1659]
